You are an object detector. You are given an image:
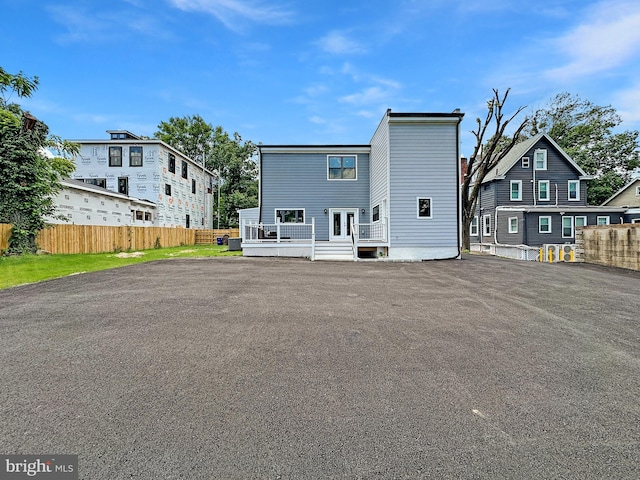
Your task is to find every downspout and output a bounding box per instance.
[532,161,536,206]
[455,114,462,258]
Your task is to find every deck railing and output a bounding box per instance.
[354,220,387,242]
[243,218,315,243]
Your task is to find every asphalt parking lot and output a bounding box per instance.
[0,254,639,479]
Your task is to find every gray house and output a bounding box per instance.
[470,133,626,248]
[242,110,464,261]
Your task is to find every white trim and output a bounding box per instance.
[510,180,522,201]
[521,156,530,168]
[327,154,358,181]
[534,149,547,170]
[568,180,580,201]
[508,216,518,234]
[538,180,550,201]
[482,214,491,236]
[539,215,552,233]
[575,216,587,228]
[416,197,432,219]
[470,216,479,236]
[636,186,640,196]
[562,216,574,238]
[597,216,610,225]
[329,208,358,240]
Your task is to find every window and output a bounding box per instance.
[81,178,107,189]
[144,212,152,221]
[636,185,640,196]
[109,146,122,167]
[521,157,530,168]
[562,217,574,238]
[483,214,491,236]
[534,149,547,170]
[568,180,580,201]
[275,209,304,223]
[510,180,522,201]
[169,154,176,173]
[372,205,380,222]
[470,216,478,236]
[508,217,518,233]
[328,155,356,180]
[182,160,188,179]
[118,177,128,195]
[539,216,552,233]
[417,198,432,218]
[538,180,550,201]
[129,146,143,167]
[165,184,172,196]
[135,211,144,221]
[575,216,587,228]
[192,179,196,194]
[597,216,610,225]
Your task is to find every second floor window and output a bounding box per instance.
[328,155,356,180]
[510,180,522,201]
[169,154,176,173]
[182,160,188,179]
[109,146,122,167]
[129,146,143,167]
[568,180,580,201]
[538,180,550,201]
[534,149,547,170]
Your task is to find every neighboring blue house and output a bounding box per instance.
[242,110,464,261]
[470,133,626,249]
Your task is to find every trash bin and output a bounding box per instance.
[228,238,242,251]
[216,237,223,245]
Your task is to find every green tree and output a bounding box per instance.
[462,88,528,249]
[0,67,77,255]
[155,116,258,228]
[524,92,640,205]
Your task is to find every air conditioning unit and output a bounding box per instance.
[561,244,576,262]
[543,244,560,263]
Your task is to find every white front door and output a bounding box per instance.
[330,209,358,241]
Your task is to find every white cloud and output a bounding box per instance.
[613,84,640,124]
[545,0,640,81]
[167,0,294,31]
[316,31,366,55]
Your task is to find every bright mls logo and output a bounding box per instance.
[1,455,77,479]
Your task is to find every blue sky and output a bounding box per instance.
[2,0,640,157]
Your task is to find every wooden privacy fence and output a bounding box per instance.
[0,224,242,254]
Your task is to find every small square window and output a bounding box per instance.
[521,157,530,168]
[597,216,610,225]
[328,155,356,180]
[145,212,152,221]
[575,216,587,228]
[129,146,143,167]
[417,198,432,218]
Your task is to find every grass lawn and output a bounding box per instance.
[0,245,241,290]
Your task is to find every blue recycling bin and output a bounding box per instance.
[216,237,223,245]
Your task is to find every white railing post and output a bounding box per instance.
[352,218,358,262]
[276,219,281,243]
[311,217,315,261]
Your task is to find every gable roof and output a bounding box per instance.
[481,133,591,184]
[602,177,640,206]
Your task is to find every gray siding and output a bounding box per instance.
[260,151,370,240]
[388,122,458,247]
[496,137,588,207]
[369,116,389,223]
[524,212,624,247]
